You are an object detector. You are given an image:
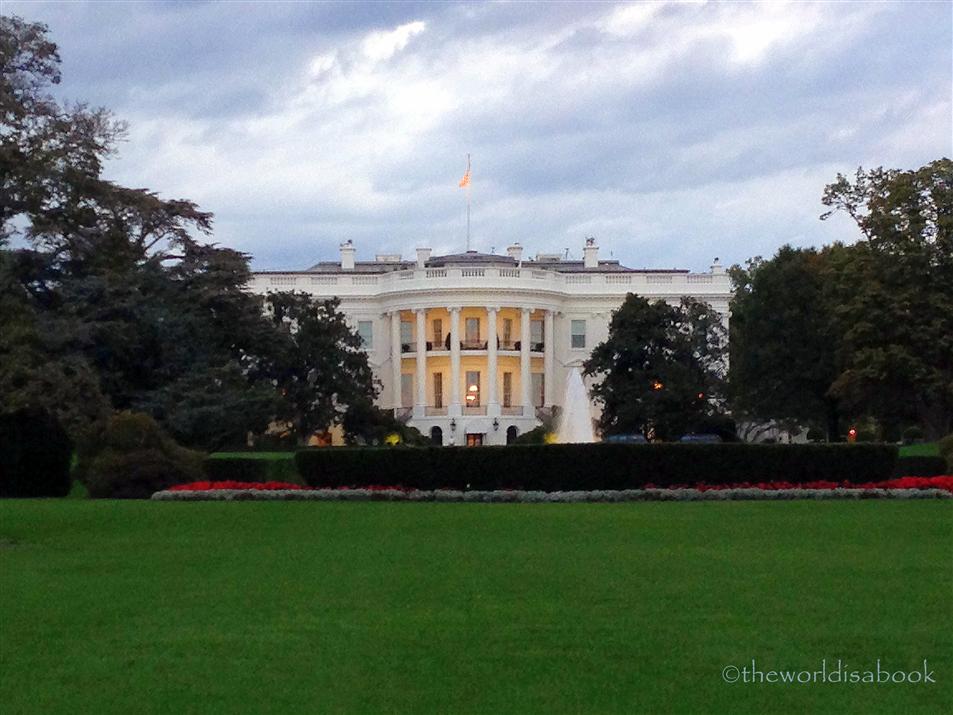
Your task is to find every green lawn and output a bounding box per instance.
[899,442,941,458]
[1,501,950,714]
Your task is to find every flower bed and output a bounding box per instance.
[169,480,306,491]
[154,476,953,501]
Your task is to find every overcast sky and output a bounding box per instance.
[8,0,952,271]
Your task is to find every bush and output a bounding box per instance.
[203,454,303,485]
[0,408,73,498]
[893,455,948,478]
[294,443,899,491]
[901,426,925,444]
[939,434,953,471]
[79,412,204,498]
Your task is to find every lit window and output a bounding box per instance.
[570,319,586,349]
[357,321,373,349]
[465,370,480,407]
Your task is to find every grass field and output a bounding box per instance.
[1,501,950,714]
[899,442,941,458]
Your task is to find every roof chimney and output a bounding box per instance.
[340,240,355,270]
[583,237,599,269]
[416,247,431,269]
[506,242,523,263]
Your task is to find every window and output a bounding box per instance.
[432,319,443,346]
[433,373,443,408]
[465,370,480,407]
[502,318,513,347]
[465,317,480,342]
[400,320,413,346]
[532,373,545,407]
[357,321,373,349]
[502,372,512,408]
[570,319,586,349]
[400,374,413,408]
[531,319,543,345]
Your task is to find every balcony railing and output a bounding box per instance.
[425,406,447,416]
[501,405,523,416]
[463,405,487,416]
[258,266,728,298]
[408,339,544,353]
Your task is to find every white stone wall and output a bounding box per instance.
[250,263,732,444]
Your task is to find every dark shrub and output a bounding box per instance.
[203,455,302,484]
[901,426,924,444]
[0,408,73,498]
[295,443,899,491]
[893,456,948,478]
[938,434,953,471]
[79,412,204,498]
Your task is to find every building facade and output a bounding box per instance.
[250,240,731,446]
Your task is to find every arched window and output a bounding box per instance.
[430,426,443,446]
[506,426,519,445]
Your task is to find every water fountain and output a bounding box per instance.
[554,367,596,443]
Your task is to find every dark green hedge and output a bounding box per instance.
[0,408,73,498]
[893,456,948,478]
[203,455,302,484]
[295,443,899,491]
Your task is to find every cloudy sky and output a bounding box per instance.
[8,0,952,271]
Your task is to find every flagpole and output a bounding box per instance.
[466,153,471,251]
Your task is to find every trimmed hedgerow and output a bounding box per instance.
[203,454,303,485]
[294,443,899,492]
[0,408,73,498]
[893,455,948,478]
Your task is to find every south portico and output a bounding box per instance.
[384,303,558,446]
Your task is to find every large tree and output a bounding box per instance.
[728,246,842,439]
[1,16,377,447]
[264,292,378,439]
[820,160,953,439]
[584,295,728,441]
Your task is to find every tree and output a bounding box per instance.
[821,160,953,439]
[2,16,326,449]
[584,295,728,441]
[264,292,378,440]
[728,246,842,439]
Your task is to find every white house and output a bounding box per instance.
[250,239,731,446]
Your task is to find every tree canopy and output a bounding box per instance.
[1,15,377,449]
[584,295,728,441]
[730,159,953,440]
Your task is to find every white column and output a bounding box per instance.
[449,307,461,416]
[520,308,532,416]
[390,311,402,410]
[544,309,555,408]
[487,307,499,415]
[414,308,427,416]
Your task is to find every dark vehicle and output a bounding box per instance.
[679,433,722,443]
[603,434,648,444]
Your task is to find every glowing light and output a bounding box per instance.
[652,380,664,391]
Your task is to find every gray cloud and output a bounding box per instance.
[6,0,951,272]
